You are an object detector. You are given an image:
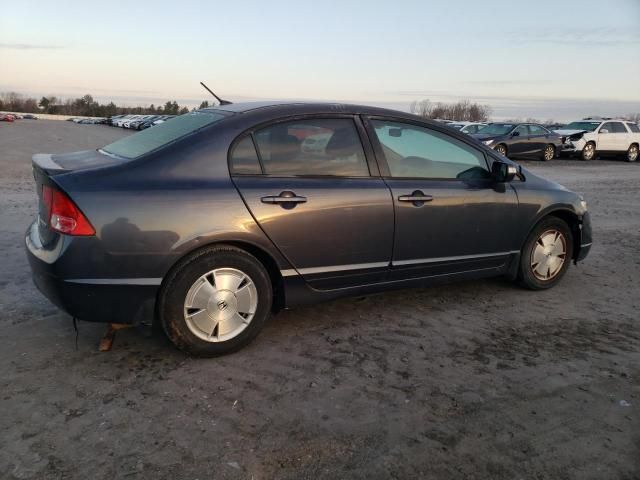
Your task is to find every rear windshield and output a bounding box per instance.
[101,111,227,159]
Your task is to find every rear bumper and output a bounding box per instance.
[25,222,158,324]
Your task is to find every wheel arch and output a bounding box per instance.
[158,240,286,318]
[525,208,582,261]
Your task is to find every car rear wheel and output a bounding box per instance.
[626,144,639,162]
[495,144,508,157]
[518,217,573,290]
[542,144,555,161]
[581,142,596,161]
[159,245,273,356]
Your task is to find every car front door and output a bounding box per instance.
[597,122,627,152]
[365,118,519,281]
[230,116,394,289]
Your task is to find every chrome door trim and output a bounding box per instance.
[280,251,519,277]
[392,250,519,267]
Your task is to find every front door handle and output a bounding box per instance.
[261,191,307,205]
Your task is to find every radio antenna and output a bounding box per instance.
[200,81,232,105]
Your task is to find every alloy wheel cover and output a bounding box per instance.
[183,268,258,342]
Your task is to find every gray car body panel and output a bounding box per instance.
[25,102,591,324]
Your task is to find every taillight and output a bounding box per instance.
[41,185,95,236]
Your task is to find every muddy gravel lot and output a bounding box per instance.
[1,120,639,480]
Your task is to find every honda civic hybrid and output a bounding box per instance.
[25,102,592,356]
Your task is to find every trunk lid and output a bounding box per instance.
[32,150,121,245]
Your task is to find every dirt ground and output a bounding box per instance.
[1,120,638,480]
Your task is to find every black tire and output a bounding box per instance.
[581,142,596,161]
[518,217,573,290]
[626,144,639,162]
[159,245,273,357]
[495,144,508,157]
[541,144,555,161]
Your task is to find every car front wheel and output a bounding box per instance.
[627,144,639,162]
[518,217,573,290]
[159,245,273,356]
[581,142,596,161]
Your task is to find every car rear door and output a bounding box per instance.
[230,116,394,289]
[527,124,550,154]
[509,124,531,156]
[364,117,519,280]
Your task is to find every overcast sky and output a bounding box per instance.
[1,0,639,120]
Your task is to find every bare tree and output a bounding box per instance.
[410,99,491,122]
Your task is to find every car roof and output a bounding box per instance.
[200,100,426,121]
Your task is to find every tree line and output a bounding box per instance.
[410,99,492,122]
[0,92,213,117]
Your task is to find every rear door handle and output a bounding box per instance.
[261,191,307,204]
[398,193,433,203]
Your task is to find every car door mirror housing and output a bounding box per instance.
[388,128,403,137]
[512,131,520,137]
[599,129,608,134]
[491,160,517,182]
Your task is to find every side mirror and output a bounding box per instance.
[511,131,520,137]
[389,128,403,137]
[599,129,608,134]
[491,160,517,182]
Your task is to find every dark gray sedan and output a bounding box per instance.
[472,122,564,161]
[26,102,592,356]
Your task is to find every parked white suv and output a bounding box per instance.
[554,118,640,162]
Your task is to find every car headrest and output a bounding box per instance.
[271,134,301,161]
[325,128,361,157]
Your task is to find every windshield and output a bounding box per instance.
[476,123,514,135]
[563,121,601,132]
[102,111,227,159]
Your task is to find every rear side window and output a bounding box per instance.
[102,111,226,159]
[627,123,640,133]
[253,118,369,176]
[230,136,261,174]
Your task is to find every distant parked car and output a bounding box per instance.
[472,123,563,161]
[114,115,135,127]
[554,119,640,162]
[23,114,38,120]
[107,115,125,126]
[448,122,488,135]
[0,113,15,122]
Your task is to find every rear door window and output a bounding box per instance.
[627,123,640,133]
[253,118,369,176]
